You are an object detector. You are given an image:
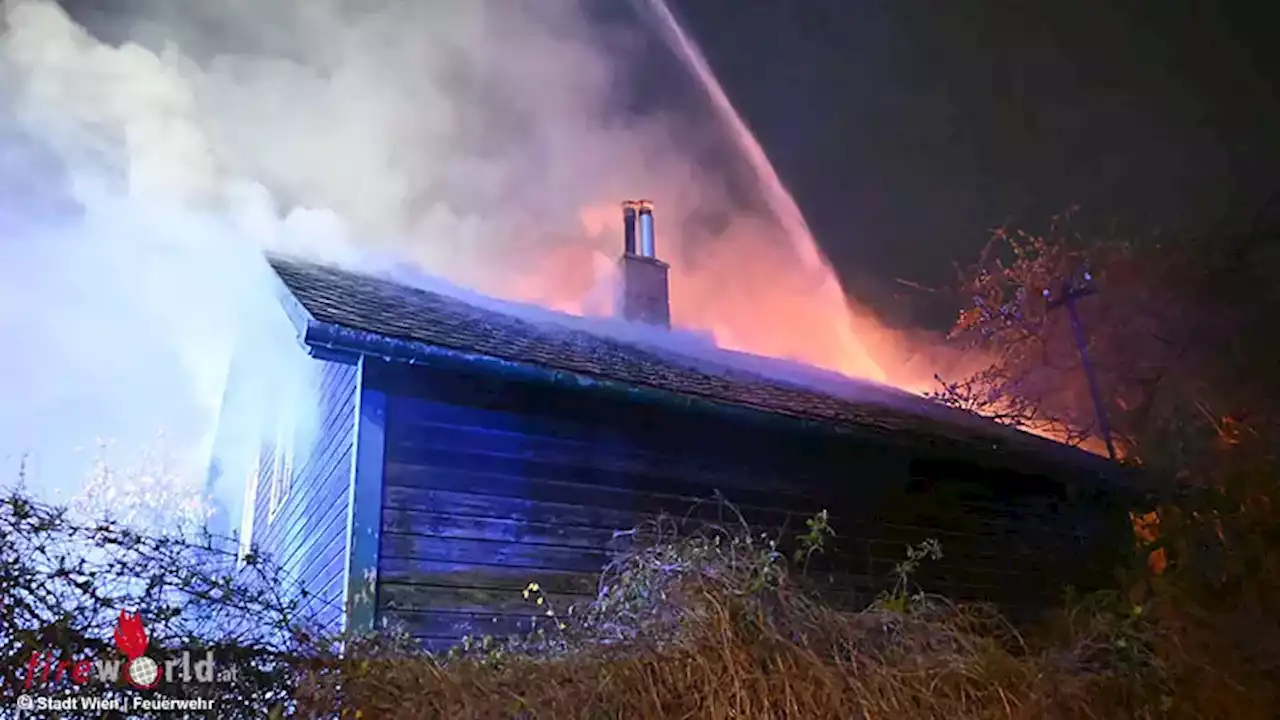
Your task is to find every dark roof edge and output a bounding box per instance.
[265,253,1145,494]
[265,258,321,351]
[300,318,900,441]
[263,249,873,438]
[299,319,1154,496]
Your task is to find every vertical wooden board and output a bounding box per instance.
[345,359,387,635]
[247,356,359,636]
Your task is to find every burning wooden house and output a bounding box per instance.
[209,200,1141,647]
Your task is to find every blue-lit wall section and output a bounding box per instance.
[362,357,1130,649]
[249,356,360,634]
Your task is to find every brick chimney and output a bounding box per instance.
[617,199,671,327]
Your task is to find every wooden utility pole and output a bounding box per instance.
[1045,273,1118,460]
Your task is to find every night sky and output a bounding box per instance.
[673,1,1279,327]
[48,0,1280,329]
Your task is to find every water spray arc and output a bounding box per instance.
[633,0,890,383]
[634,0,826,275]
[0,0,938,531]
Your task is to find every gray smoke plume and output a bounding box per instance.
[0,0,931,530]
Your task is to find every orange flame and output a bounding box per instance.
[500,203,963,395]
[481,201,1111,457]
[1131,510,1167,576]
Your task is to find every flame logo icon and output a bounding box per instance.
[113,610,160,689]
[113,611,148,659]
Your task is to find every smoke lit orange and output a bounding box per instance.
[510,203,926,391]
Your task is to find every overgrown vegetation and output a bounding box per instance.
[3,214,1277,718]
[930,210,1280,716]
[2,479,1269,719]
[0,483,323,718]
[932,208,1279,468]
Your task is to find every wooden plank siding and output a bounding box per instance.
[343,368,386,635]
[367,362,1127,649]
[251,356,360,634]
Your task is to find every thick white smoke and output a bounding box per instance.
[0,0,750,520]
[0,0,956,531]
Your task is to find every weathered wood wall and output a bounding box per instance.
[896,458,1131,620]
[368,361,1130,649]
[251,357,360,633]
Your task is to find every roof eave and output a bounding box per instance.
[299,318,894,442]
[263,258,321,349]
[298,317,1152,496]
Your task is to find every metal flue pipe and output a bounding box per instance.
[637,199,655,258]
[621,201,639,255]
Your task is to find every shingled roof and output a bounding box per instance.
[267,254,1120,478]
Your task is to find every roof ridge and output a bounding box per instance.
[266,254,1124,480]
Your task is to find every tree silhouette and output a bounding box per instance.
[933,209,1280,475]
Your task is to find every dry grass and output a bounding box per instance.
[309,607,1107,719]
[293,514,1279,720]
